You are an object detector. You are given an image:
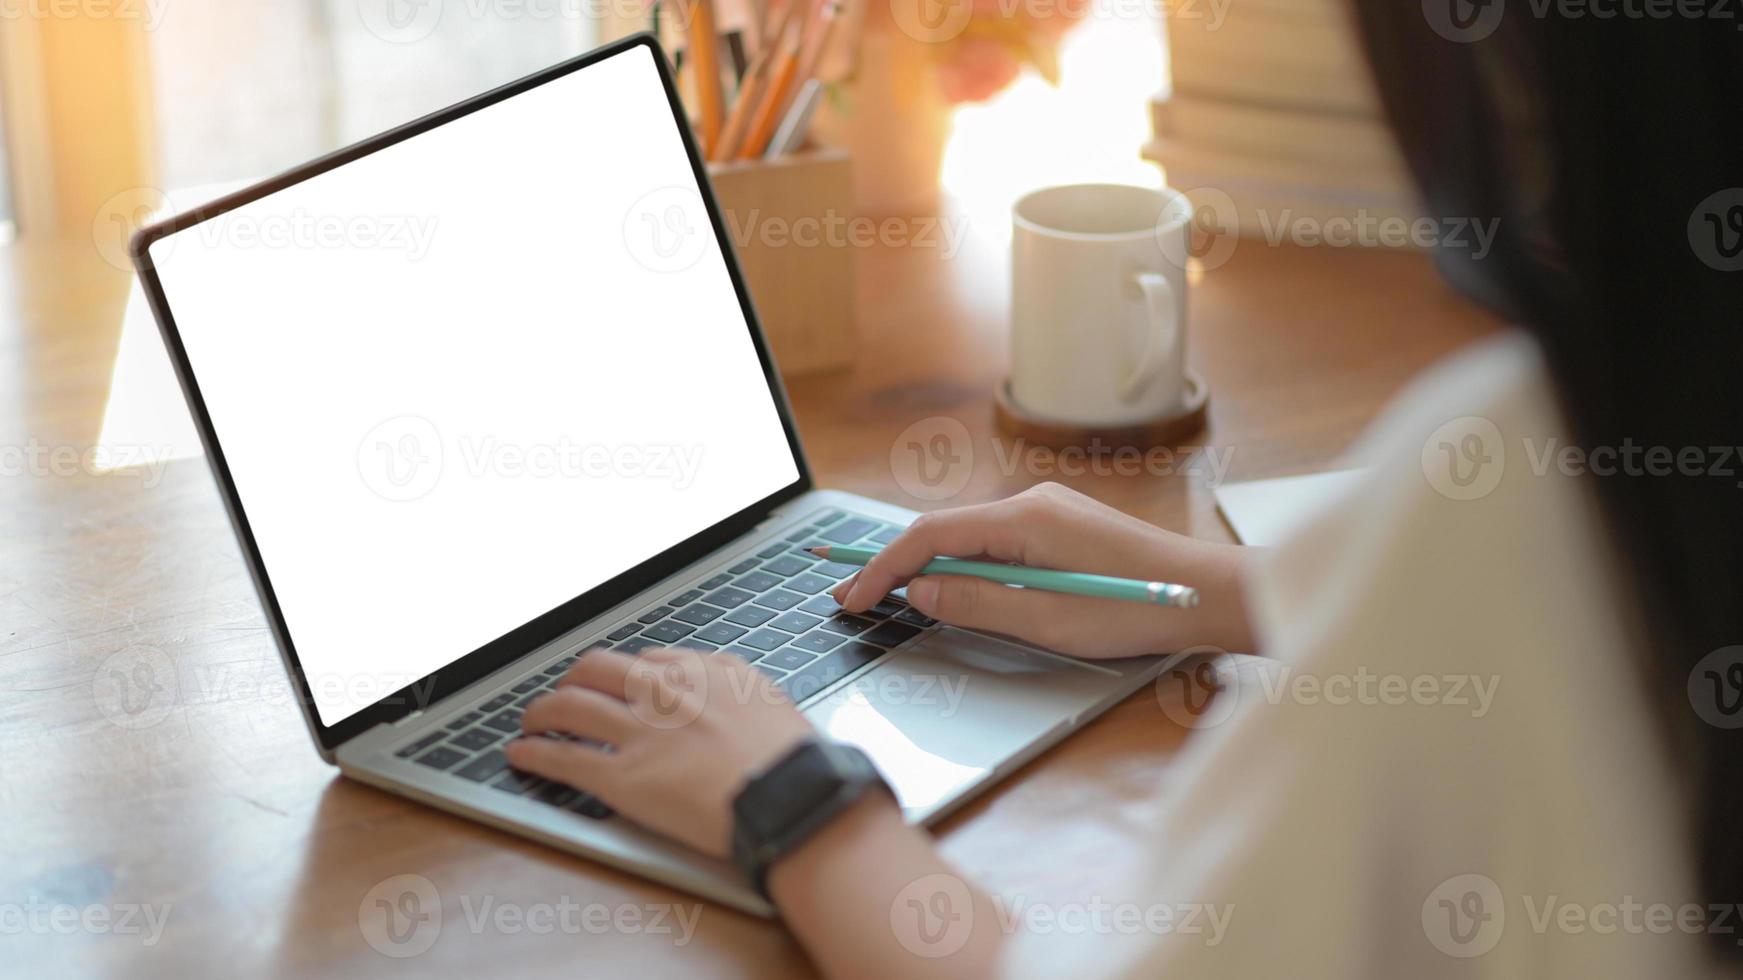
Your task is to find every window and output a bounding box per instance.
[150,0,598,191]
[0,85,13,239]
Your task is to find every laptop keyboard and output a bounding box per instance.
[392,508,933,818]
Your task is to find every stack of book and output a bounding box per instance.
[1144,0,1420,237]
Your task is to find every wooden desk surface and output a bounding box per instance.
[0,225,1489,978]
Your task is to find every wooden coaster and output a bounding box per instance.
[993,371,1210,450]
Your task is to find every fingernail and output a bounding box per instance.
[908,577,939,613]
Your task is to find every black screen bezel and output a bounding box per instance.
[128,34,814,754]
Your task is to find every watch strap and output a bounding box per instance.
[731,738,891,901]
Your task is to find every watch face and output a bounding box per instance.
[734,742,890,898]
[755,747,844,831]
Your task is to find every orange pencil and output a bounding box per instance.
[764,0,841,144]
[792,0,841,94]
[738,23,802,159]
[685,0,726,155]
[714,0,798,160]
[744,0,771,53]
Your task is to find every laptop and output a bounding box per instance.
[129,34,1173,916]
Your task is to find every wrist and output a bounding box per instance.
[731,739,894,900]
[1197,543,1259,652]
[765,791,906,907]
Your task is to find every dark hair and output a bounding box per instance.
[1348,2,1743,959]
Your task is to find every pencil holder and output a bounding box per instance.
[708,148,856,376]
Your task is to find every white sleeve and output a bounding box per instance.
[1000,335,1705,980]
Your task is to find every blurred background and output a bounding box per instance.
[9,0,1417,462]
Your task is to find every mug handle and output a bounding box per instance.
[1119,271,1179,403]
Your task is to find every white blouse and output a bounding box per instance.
[1006,332,1715,978]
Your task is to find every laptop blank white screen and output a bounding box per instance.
[148,45,801,727]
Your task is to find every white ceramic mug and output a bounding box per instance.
[1010,183,1193,426]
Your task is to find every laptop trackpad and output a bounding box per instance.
[801,628,1119,817]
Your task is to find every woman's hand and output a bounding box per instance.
[507,646,815,858]
[835,482,1258,658]
[511,648,1004,980]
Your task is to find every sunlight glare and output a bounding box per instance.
[939,8,1166,242]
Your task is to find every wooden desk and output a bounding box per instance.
[0,226,1489,978]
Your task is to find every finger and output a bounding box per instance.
[840,501,1032,611]
[555,647,638,700]
[905,573,1104,651]
[521,687,640,744]
[504,736,617,790]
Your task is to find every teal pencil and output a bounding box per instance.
[807,545,1200,608]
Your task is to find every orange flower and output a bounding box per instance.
[931,0,1090,103]
[936,34,1025,104]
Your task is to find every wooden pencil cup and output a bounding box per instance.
[707,148,856,376]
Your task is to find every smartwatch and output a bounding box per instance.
[731,738,893,901]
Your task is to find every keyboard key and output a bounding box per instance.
[770,611,824,634]
[450,728,501,752]
[799,594,843,617]
[752,589,805,611]
[784,528,816,543]
[814,510,845,526]
[895,606,937,627]
[723,646,766,664]
[535,783,581,808]
[762,555,812,577]
[616,636,657,654]
[703,586,755,608]
[480,694,514,712]
[790,630,849,653]
[415,746,466,770]
[638,606,674,624]
[811,561,858,579]
[673,603,725,626]
[778,641,885,703]
[870,526,902,545]
[728,558,761,574]
[862,620,923,648]
[870,599,907,618]
[739,629,791,652]
[757,542,788,559]
[725,604,778,627]
[395,731,447,758]
[570,795,614,819]
[679,641,718,652]
[755,663,788,680]
[542,660,570,676]
[821,614,876,636]
[734,571,783,592]
[512,677,542,694]
[607,624,642,641]
[643,621,696,643]
[491,770,544,796]
[785,573,834,594]
[822,518,879,545]
[515,692,542,709]
[762,648,819,671]
[483,709,523,733]
[695,622,748,645]
[454,749,511,783]
[700,573,733,590]
[445,711,483,731]
[668,589,703,606]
